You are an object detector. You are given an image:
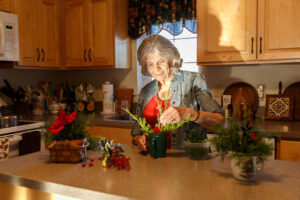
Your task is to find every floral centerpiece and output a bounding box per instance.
[42,109,94,163]
[123,105,189,158]
[210,117,275,181]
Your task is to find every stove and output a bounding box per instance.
[0,120,44,137]
[0,120,44,159]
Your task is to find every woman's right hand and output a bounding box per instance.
[133,133,149,152]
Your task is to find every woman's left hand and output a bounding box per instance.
[159,106,197,125]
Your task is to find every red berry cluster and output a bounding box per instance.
[107,149,131,170]
[250,133,261,141]
[82,158,95,167]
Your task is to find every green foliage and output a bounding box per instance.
[122,107,190,134]
[122,107,154,134]
[185,129,207,143]
[42,112,95,144]
[210,117,275,162]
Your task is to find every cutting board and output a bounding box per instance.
[283,82,300,120]
[265,82,293,120]
[223,82,259,112]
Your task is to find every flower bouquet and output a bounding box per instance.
[123,104,189,158]
[42,109,94,163]
[210,117,274,181]
[98,137,131,170]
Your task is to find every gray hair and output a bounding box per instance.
[137,34,182,76]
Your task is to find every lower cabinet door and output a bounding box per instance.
[87,126,132,145]
[278,140,300,162]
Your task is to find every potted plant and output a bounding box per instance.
[184,129,210,160]
[123,107,189,158]
[42,109,94,163]
[210,117,274,181]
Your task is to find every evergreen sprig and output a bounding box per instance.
[122,107,190,134]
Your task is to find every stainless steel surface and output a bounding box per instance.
[0,174,130,200]
[0,115,18,128]
[0,120,44,136]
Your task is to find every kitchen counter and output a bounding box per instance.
[21,112,300,139]
[0,146,300,200]
[21,112,135,129]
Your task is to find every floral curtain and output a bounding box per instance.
[128,0,197,39]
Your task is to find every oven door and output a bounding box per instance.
[0,129,41,159]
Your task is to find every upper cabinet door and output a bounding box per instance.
[197,0,257,64]
[87,0,114,66]
[0,0,11,12]
[257,0,300,60]
[15,0,39,66]
[65,0,88,67]
[38,0,60,67]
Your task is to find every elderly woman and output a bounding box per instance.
[132,34,224,151]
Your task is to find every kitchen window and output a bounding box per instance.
[159,28,199,73]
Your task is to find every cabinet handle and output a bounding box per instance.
[251,37,254,54]
[36,48,40,62]
[88,48,92,62]
[41,48,45,62]
[259,37,262,54]
[84,49,87,62]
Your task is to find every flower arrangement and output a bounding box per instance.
[122,105,190,134]
[43,109,94,144]
[98,137,130,170]
[185,129,207,143]
[210,117,274,177]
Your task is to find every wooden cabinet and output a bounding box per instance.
[15,0,61,68]
[0,0,12,12]
[197,0,300,65]
[65,0,131,69]
[277,139,300,162]
[86,126,132,145]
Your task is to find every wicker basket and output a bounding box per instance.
[47,139,89,163]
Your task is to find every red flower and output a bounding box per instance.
[48,110,78,135]
[153,126,161,134]
[67,112,77,124]
[251,133,261,141]
[48,125,64,134]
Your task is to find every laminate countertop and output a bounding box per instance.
[0,146,300,200]
[22,113,300,139]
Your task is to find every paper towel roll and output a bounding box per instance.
[102,82,114,114]
[102,82,114,100]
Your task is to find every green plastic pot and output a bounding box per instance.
[149,134,167,159]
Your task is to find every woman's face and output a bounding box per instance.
[145,52,172,82]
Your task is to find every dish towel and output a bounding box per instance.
[0,137,9,160]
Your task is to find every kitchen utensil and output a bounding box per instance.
[223,82,259,119]
[0,115,18,127]
[283,82,300,120]
[265,82,293,120]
